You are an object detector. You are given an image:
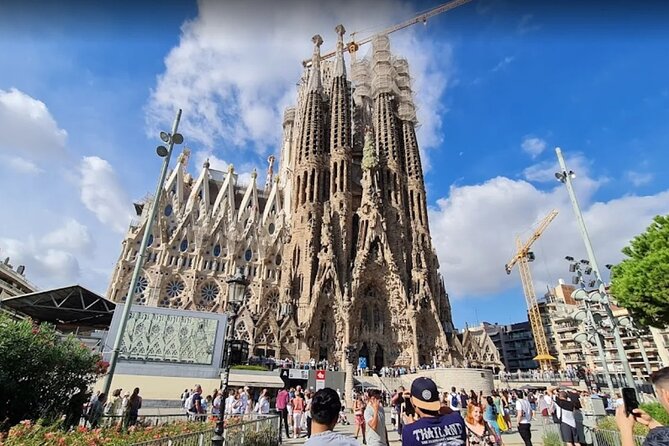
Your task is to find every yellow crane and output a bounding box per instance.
[504,209,558,370]
[303,0,473,67]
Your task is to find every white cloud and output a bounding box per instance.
[625,170,654,187]
[520,136,546,158]
[429,160,669,298]
[146,0,451,168]
[5,156,43,174]
[41,218,94,255]
[492,56,515,72]
[0,237,81,286]
[79,156,132,233]
[517,14,541,35]
[0,88,67,159]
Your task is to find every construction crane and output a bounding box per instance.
[302,0,472,67]
[504,209,559,371]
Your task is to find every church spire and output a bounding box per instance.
[308,34,323,92]
[333,24,346,78]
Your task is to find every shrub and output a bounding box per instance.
[0,314,105,431]
[640,402,669,426]
[542,430,562,446]
[231,365,270,371]
[597,416,650,436]
[0,419,211,446]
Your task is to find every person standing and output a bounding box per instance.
[304,388,358,446]
[555,391,580,446]
[276,385,291,439]
[365,389,389,446]
[450,386,461,413]
[401,377,467,446]
[255,388,270,414]
[305,390,314,438]
[87,392,106,428]
[392,386,406,434]
[483,396,501,436]
[293,391,305,438]
[125,388,142,428]
[515,391,533,446]
[616,367,669,446]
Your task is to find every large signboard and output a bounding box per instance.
[288,369,309,380]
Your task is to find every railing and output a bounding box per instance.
[124,414,280,445]
[591,429,646,446]
[129,428,211,446]
[224,414,280,445]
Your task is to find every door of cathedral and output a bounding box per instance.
[359,343,369,370]
[374,344,384,370]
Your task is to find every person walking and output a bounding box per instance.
[401,377,466,446]
[87,392,106,428]
[515,391,533,446]
[465,403,501,446]
[104,389,123,427]
[304,388,358,445]
[276,385,291,439]
[365,389,389,446]
[255,388,270,414]
[354,394,367,444]
[305,390,314,438]
[483,396,502,436]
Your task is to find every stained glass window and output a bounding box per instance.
[164,204,173,217]
[213,244,221,257]
[180,239,188,252]
[244,249,253,261]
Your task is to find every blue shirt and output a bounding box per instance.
[402,412,467,446]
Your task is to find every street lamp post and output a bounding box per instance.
[555,147,637,395]
[212,267,249,446]
[101,109,183,398]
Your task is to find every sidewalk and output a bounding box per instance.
[282,414,550,445]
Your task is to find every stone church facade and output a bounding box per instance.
[108,27,500,372]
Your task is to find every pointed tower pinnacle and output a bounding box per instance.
[307,34,323,92]
[333,24,346,78]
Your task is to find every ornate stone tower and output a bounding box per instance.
[108,26,464,372]
[278,29,456,369]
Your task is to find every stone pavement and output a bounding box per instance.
[282,413,552,445]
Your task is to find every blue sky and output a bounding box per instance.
[0,0,668,329]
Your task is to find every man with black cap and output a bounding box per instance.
[402,377,467,446]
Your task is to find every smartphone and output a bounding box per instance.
[621,387,639,417]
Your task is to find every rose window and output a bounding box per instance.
[200,283,219,304]
[166,280,185,298]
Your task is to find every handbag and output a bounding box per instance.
[496,413,508,432]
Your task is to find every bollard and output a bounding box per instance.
[211,419,224,446]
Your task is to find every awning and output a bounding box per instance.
[1,285,115,327]
[228,371,285,388]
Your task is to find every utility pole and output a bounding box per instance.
[555,147,637,395]
[101,110,183,397]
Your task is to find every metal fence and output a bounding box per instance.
[82,413,189,428]
[129,428,210,446]
[125,414,281,446]
[224,414,280,446]
[591,429,646,446]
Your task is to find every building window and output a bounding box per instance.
[180,239,188,252]
[213,244,221,257]
[164,204,173,217]
[244,249,253,262]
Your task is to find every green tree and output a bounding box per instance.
[0,313,105,430]
[610,214,669,327]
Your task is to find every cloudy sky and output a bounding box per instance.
[1,0,668,328]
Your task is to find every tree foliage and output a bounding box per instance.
[0,313,105,430]
[610,214,669,327]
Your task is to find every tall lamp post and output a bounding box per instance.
[212,267,249,446]
[101,109,183,398]
[555,147,636,395]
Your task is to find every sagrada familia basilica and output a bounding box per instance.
[108,26,502,371]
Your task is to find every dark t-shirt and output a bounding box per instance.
[402,412,467,446]
[644,426,669,446]
[192,393,203,413]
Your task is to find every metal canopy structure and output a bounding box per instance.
[1,285,115,327]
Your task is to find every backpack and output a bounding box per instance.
[451,394,459,408]
[184,394,195,411]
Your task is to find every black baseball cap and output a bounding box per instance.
[410,377,441,411]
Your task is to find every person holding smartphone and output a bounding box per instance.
[616,367,669,446]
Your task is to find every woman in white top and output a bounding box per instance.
[255,389,270,414]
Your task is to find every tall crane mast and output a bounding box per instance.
[504,209,559,371]
[302,0,472,67]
